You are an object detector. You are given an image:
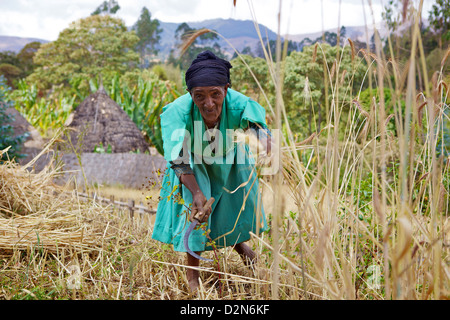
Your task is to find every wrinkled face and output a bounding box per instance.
[190,85,229,128]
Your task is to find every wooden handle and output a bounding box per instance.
[203,197,215,210]
[194,197,215,221]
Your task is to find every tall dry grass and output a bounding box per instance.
[244,0,450,300]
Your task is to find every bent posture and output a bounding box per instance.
[151,50,271,291]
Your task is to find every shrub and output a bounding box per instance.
[0,76,28,161]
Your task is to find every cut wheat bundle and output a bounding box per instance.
[0,146,124,253]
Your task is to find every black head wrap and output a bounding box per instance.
[185,50,232,91]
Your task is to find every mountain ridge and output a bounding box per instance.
[155,18,280,59]
[0,17,381,58]
[0,35,48,53]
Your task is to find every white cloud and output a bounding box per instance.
[0,0,436,40]
[0,0,94,40]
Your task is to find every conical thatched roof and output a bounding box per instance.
[5,107,47,170]
[66,87,149,153]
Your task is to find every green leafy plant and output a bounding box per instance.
[0,75,28,161]
[8,80,75,138]
[94,142,112,154]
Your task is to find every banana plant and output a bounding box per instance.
[108,75,180,156]
[9,80,75,137]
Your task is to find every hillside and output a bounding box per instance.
[0,35,48,52]
[156,18,279,59]
[287,23,389,44]
[0,18,380,59]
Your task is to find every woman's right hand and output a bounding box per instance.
[179,173,213,223]
[190,191,212,223]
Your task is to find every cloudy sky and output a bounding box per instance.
[0,0,435,41]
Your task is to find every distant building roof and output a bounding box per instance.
[66,87,150,153]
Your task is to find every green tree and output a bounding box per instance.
[0,51,20,66]
[133,7,162,68]
[381,0,418,62]
[231,45,367,136]
[175,23,225,70]
[91,0,120,15]
[255,38,300,59]
[0,64,21,88]
[0,43,41,88]
[381,0,405,33]
[230,54,270,103]
[428,0,450,47]
[16,41,41,77]
[27,15,139,95]
[282,44,367,135]
[0,75,28,161]
[381,1,447,89]
[0,51,22,87]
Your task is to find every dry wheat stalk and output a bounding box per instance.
[0,149,123,253]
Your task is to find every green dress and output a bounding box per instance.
[151,88,268,252]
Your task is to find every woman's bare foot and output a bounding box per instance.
[233,242,268,279]
[233,242,256,266]
[187,269,200,292]
[186,252,201,292]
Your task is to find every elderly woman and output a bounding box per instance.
[151,50,271,291]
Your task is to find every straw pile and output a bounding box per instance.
[0,146,116,253]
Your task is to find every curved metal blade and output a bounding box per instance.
[183,220,213,262]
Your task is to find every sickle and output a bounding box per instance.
[184,197,215,262]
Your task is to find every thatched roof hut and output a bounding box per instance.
[66,87,150,153]
[5,107,47,170]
